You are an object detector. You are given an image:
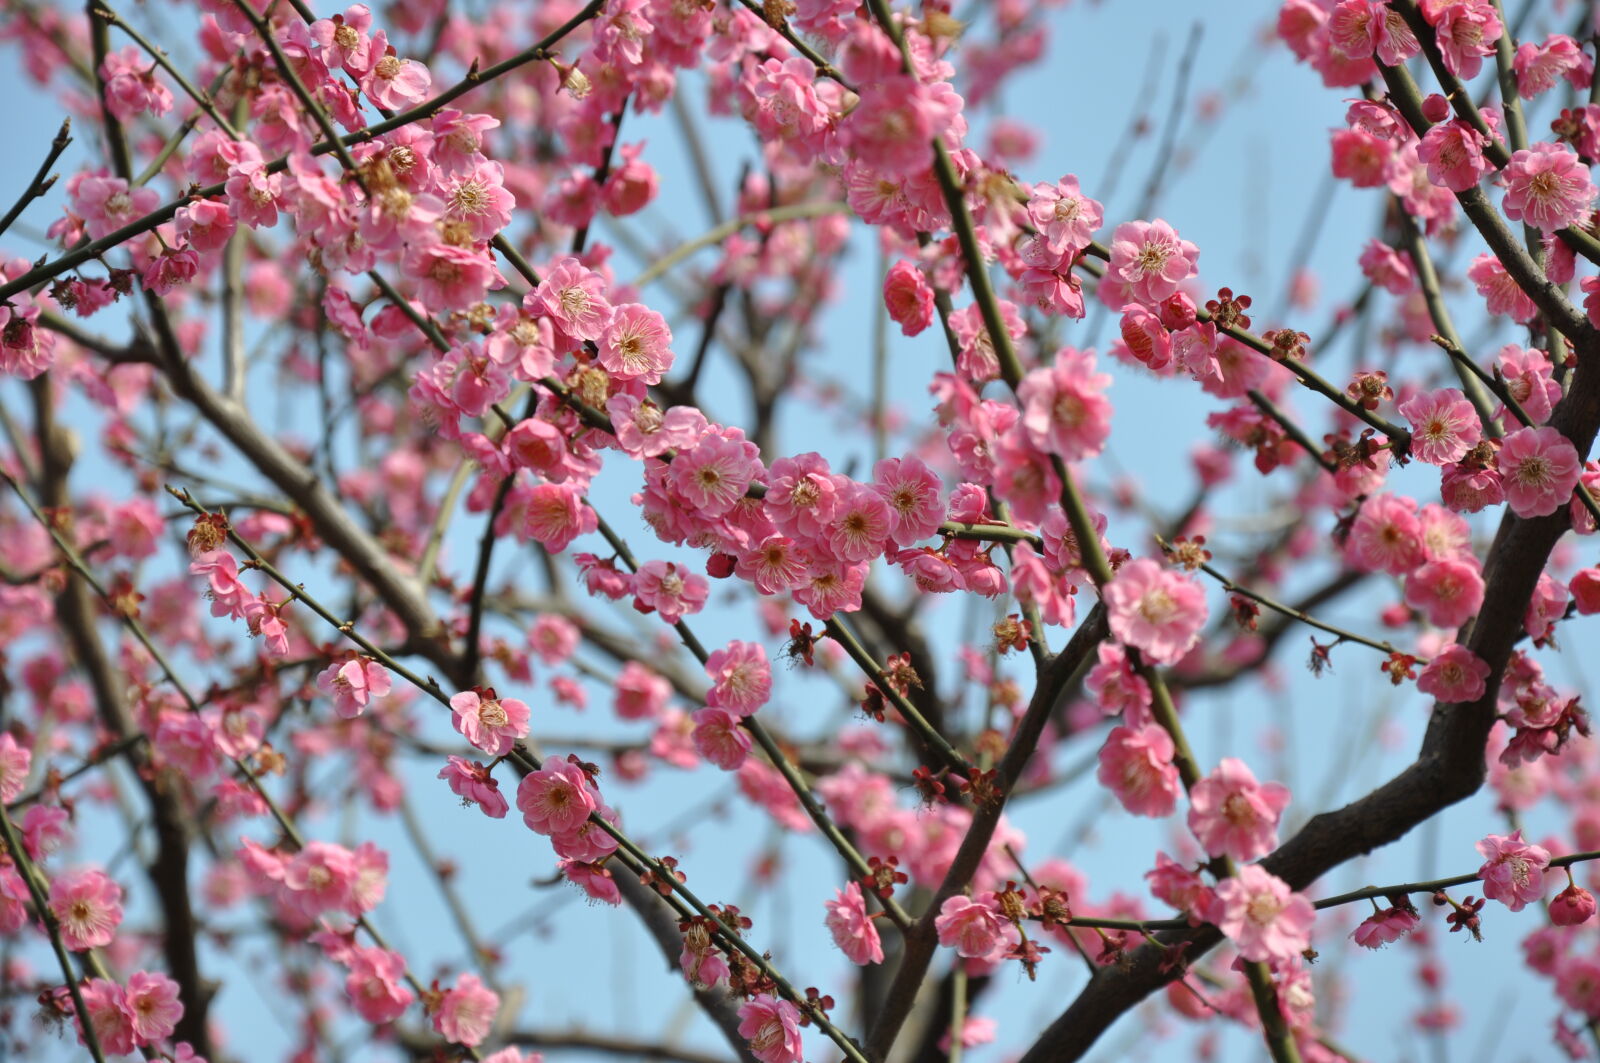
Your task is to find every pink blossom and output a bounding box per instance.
[450,689,530,756]
[1108,219,1199,305]
[884,260,936,336]
[560,859,622,906]
[1417,119,1492,192]
[1404,557,1486,629]
[1347,493,1425,575]
[520,482,597,553]
[100,46,173,120]
[1085,642,1152,725]
[765,452,840,540]
[1502,142,1597,231]
[1524,572,1569,643]
[283,841,357,916]
[317,657,391,719]
[403,242,501,311]
[614,662,670,721]
[1027,174,1102,254]
[1572,567,1600,614]
[1358,238,1415,294]
[737,994,804,1063]
[669,431,762,518]
[1016,348,1113,462]
[824,482,894,563]
[934,893,1009,958]
[48,868,123,950]
[76,978,136,1056]
[598,304,673,384]
[632,560,709,624]
[123,970,182,1045]
[1103,558,1208,665]
[1476,830,1550,911]
[1416,644,1491,702]
[1551,883,1597,926]
[1467,253,1538,324]
[0,733,31,803]
[517,759,599,835]
[601,143,657,216]
[1499,426,1582,518]
[438,756,509,818]
[691,707,751,770]
[1399,388,1481,466]
[1495,344,1561,425]
[1514,34,1593,98]
[1210,864,1316,966]
[1146,852,1215,924]
[345,946,414,1024]
[705,640,771,715]
[1351,905,1418,948]
[1097,724,1182,818]
[361,39,431,109]
[435,973,498,1046]
[1432,0,1502,81]
[1187,758,1291,862]
[873,456,944,546]
[825,881,884,965]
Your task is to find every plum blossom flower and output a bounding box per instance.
[361,38,431,109]
[1468,253,1538,324]
[632,560,709,624]
[317,657,391,719]
[1417,119,1493,192]
[450,688,530,757]
[1210,864,1316,966]
[873,456,944,546]
[1551,883,1597,926]
[345,946,414,1023]
[1433,0,1502,81]
[1103,559,1208,665]
[705,641,772,715]
[825,881,884,964]
[598,304,673,384]
[1499,426,1581,518]
[1015,348,1113,462]
[1347,493,1424,575]
[1108,219,1199,305]
[1476,830,1550,912]
[435,973,499,1046]
[737,995,804,1063]
[438,757,509,818]
[1416,644,1491,703]
[1404,557,1486,629]
[1351,905,1418,948]
[76,978,136,1055]
[691,708,751,770]
[1502,142,1597,231]
[883,260,935,336]
[123,971,182,1045]
[516,759,599,836]
[1186,758,1291,862]
[1146,852,1215,924]
[934,893,1009,958]
[0,733,31,803]
[48,869,123,950]
[1097,724,1182,818]
[1399,388,1481,466]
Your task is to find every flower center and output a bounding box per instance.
[478,700,508,727]
[1138,588,1178,626]
[1246,892,1283,926]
